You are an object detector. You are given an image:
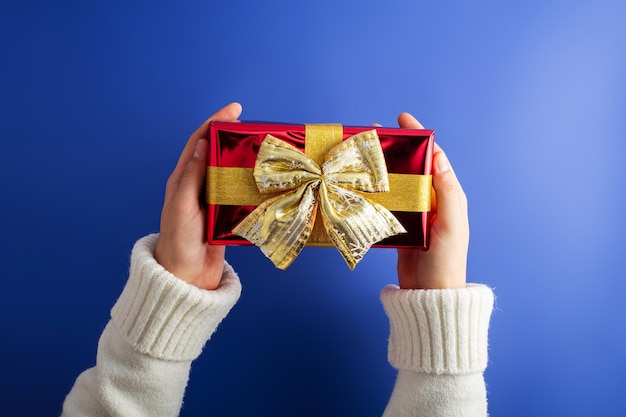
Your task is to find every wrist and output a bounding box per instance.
[154,236,226,291]
[112,235,242,361]
[397,248,466,290]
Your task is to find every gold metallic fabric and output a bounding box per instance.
[232,129,407,270]
[206,167,432,212]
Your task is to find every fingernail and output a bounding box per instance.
[435,152,450,173]
[194,139,205,158]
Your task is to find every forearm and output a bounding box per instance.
[61,323,192,417]
[384,371,487,417]
[381,284,493,417]
[61,234,242,417]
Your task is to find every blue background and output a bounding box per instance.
[1,0,625,416]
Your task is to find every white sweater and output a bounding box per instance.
[61,234,493,416]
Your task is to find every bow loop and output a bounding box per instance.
[232,129,406,270]
[253,134,321,194]
[322,129,391,193]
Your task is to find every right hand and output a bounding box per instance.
[396,112,469,290]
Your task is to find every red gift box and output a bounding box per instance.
[206,121,434,253]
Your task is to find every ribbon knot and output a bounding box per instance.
[232,129,406,270]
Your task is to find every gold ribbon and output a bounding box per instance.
[207,168,432,212]
[231,128,407,270]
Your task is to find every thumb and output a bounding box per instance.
[177,138,208,203]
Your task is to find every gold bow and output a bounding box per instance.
[232,129,407,270]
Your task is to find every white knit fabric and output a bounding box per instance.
[110,234,241,361]
[380,284,493,417]
[381,284,493,374]
[62,234,494,417]
[61,234,241,417]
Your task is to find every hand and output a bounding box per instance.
[396,113,469,289]
[154,102,243,290]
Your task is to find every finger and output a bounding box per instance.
[175,102,242,179]
[397,112,425,129]
[175,138,209,206]
[371,123,382,127]
[430,150,467,236]
[166,102,242,200]
[189,102,243,142]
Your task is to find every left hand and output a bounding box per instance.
[154,102,242,290]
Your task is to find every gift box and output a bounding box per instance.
[206,121,434,269]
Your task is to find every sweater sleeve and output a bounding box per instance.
[380,284,494,417]
[61,234,242,417]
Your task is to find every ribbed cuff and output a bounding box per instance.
[381,284,493,375]
[110,234,242,361]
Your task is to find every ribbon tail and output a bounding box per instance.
[232,182,319,269]
[319,183,407,270]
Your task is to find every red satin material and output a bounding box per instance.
[207,121,434,248]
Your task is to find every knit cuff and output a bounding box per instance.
[110,234,242,361]
[380,284,493,375]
